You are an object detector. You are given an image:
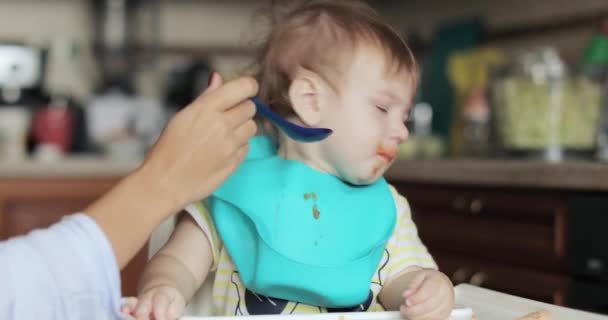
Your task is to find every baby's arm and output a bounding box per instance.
[123,213,213,319]
[377,187,454,320]
[139,213,213,298]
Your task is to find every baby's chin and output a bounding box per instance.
[338,169,385,186]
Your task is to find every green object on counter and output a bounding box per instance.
[581,21,608,66]
[494,76,603,149]
[419,18,483,140]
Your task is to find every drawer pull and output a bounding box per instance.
[452,197,467,211]
[451,267,470,284]
[470,199,483,215]
[469,271,488,286]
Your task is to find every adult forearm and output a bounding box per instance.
[86,166,180,268]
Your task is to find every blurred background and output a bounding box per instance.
[1,0,608,315]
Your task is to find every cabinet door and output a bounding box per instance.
[0,199,93,238]
[435,251,570,305]
[0,178,147,296]
[391,183,568,272]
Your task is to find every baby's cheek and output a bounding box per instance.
[370,161,384,180]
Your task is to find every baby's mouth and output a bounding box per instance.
[376,146,397,163]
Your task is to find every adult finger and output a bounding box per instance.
[206,72,223,92]
[194,76,258,112]
[225,100,256,130]
[232,120,258,148]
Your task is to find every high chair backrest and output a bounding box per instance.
[149,215,215,317]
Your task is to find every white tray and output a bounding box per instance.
[182,284,608,320]
[455,284,607,320]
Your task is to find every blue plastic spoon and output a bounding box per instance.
[251,97,332,142]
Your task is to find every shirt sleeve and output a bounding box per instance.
[0,213,123,320]
[184,200,221,271]
[382,185,438,283]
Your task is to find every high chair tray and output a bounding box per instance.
[182,284,608,320]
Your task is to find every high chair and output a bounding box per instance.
[148,216,608,320]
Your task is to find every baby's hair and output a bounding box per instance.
[251,0,418,135]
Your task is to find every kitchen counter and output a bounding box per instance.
[3,157,608,192]
[386,158,608,192]
[0,156,141,178]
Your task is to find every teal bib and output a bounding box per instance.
[210,136,396,308]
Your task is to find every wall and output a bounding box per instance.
[377,0,606,63]
[0,0,604,98]
[0,0,266,98]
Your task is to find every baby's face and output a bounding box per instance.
[316,46,413,185]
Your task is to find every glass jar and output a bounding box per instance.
[491,47,603,161]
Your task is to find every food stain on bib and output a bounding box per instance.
[313,204,320,219]
[304,192,320,219]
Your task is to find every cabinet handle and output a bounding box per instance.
[469,271,488,286]
[470,199,483,215]
[451,267,470,284]
[452,197,467,211]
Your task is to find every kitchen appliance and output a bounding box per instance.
[0,107,30,161]
[0,43,47,106]
[31,97,74,157]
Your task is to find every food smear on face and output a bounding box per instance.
[376,145,397,163]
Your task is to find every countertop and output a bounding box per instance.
[3,157,608,192]
[0,156,141,178]
[386,158,608,191]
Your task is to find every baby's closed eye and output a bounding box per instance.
[375,105,389,113]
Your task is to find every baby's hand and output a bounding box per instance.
[120,297,138,319]
[400,269,454,320]
[122,286,186,320]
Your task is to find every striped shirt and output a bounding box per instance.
[185,185,436,316]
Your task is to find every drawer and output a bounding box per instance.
[0,176,145,297]
[0,199,94,239]
[391,183,568,271]
[0,197,149,297]
[434,251,570,305]
[393,183,566,225]
[415,212,566,272]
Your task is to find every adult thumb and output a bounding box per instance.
[207,71,224,91]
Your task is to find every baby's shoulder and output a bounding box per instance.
[387,184,412,218]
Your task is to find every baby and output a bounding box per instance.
[122,1,454,319]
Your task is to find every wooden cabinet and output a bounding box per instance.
[0,177,148,296]
[390,182,571,305]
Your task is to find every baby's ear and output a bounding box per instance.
[288,73,321,127]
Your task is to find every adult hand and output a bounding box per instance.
[87,73,258,267]
[139,73,258,209]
